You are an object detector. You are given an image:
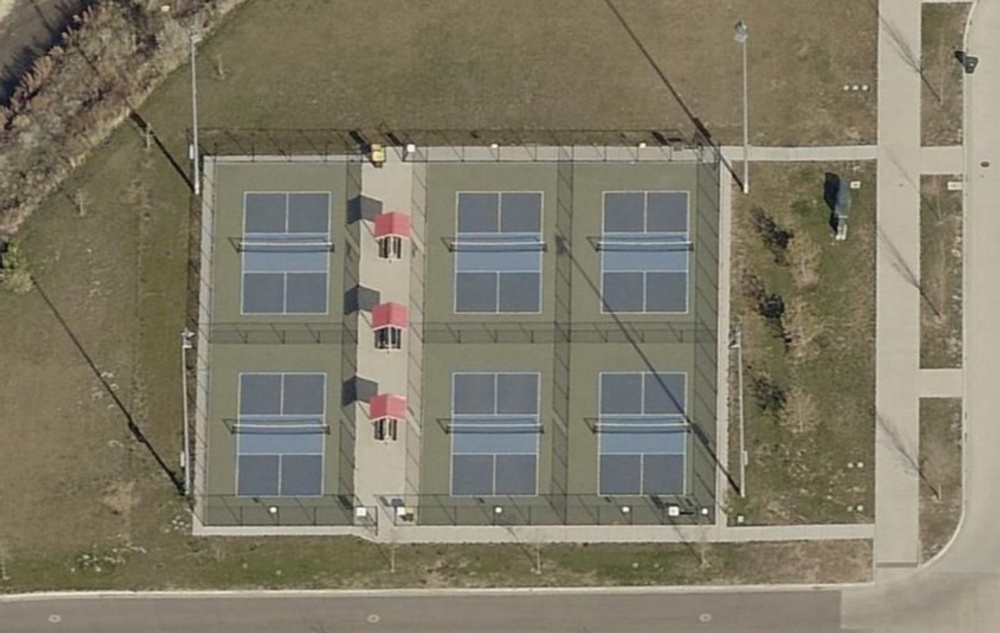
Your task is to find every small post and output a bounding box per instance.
[0,543,9,582]
[75,190,86,217]
[213,54,226,80]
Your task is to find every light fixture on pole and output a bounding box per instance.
[189,26,203,196]
[733,20,750,194]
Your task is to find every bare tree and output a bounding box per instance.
[878,223,942,319]
[75,190,87,218]
[876,411,941,500]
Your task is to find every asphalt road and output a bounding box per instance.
[2,590,843,633]
[842,0,1000,630]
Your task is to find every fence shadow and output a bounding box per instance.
[33,278,185,495]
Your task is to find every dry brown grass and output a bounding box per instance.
[920,175,963,369]
[919,398,962,562]
[782,386,821,435]
[0,0,879,590]
[1,0,878,238]
[0,0,246,237]
[921,3,969,146]
[728,162,875,526]
[784,297,825,362]
[788,230,821,289]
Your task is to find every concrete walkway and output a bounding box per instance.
[389,522,874,545]
[714,159,734,530]
[918,368,963,398]
[873,0,923,576]
[719,145,877,162]
[921,145,964,175]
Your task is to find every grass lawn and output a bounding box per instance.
[919,175,963,369]
[727,163,876,526]
[921,3,969,146]
[140,0,876,152]
[919,398,962,562]
[0,0,878,590]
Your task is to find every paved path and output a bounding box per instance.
[719,145,877,162]
[918,368,963,398]
[921,145,964,175]
[714,155,734,529]
[844,0,1000,631]
[0,589,845,633]
[387,521,873,544]
[872,0,923,576]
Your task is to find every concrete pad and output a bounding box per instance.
[921,146,964,175]
[918,368,963,398]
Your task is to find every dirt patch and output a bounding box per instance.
[102,481,139,521]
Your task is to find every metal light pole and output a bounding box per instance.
[189,27,203,196]
[181,328,195,496]
[734,20,750,194]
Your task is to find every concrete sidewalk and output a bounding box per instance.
[921,145,964,175]
[389,522,875,545]
[918,368,963,398]
[873,0,923,574]
[719,145,877,162]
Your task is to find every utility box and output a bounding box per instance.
[834,179,851,242]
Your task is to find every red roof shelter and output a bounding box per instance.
[372,302,408,330]
[374,212,411,240]
[368,393,407,421]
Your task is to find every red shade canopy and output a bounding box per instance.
[372,302,408,330]
[368,393,407,421]
[374,212,411,239]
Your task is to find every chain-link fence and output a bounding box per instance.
[199,127,698,160]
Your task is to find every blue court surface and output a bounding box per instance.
[236,372,327,497]
[241,192,332,315]
[453,192,544,313]
[600,191,690,313]
[450,372,541,496]
[598,372,688,495]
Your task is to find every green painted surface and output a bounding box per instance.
[417,158,720,525]
[203,160,359,526]
[211,161,355,324]
[200,156,720,527]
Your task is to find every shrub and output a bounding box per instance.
[0,0,248,238]
[0,238,33,294]
[750,206,794,265]
[750,369,787,415]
